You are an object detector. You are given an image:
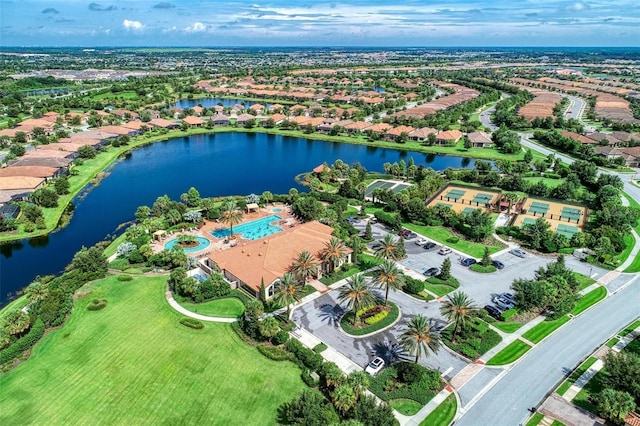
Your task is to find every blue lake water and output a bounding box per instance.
[0,132,481,305]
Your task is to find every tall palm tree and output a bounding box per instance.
[273,273,302,319]
[439,291,478,341]
[374,234,399,260]
[332,384,357,414]
[319,237,347,273]
[289,250,318,283]
[338,273,375,325]
[220,200,243,237]
[25,281,50,304]
[399,315,442,364]
[3,310,31,336]
[371,259,404,306]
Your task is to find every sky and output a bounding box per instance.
[1,0,639,47]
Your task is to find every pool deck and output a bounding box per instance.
[150,204,299,257]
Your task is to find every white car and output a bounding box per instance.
[415,238,428,246]
[365,357,385,375]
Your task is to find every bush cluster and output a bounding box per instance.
[257,344,295,362]
[403,276,425,295]
[285,338,324,371]
[87,299,107,311]
[312,343,328,353]
[179,318,204,329]
[117,275,133,282]
[0,318,45,365]
[364,310,389,325]
[368,362,441,405]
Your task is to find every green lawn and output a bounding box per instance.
[424,277,460,297]
[622,193,640,273]
[525,412,544,426]
[0,275,305,425]
[390,399,423,416]
[620,320,640,336]
[103,233,128,259]
[523,176,565,189]
[522,316,571,344]
[573,272,596,291]
[492,322,524,333]
[178,297,245,318]
[420,393,457,426]
[556,356,598,396]
[469,264,497,273]
[403,223,503,258]
[570,287,607,316]
[573,370,605,414]
[486,340,532,365]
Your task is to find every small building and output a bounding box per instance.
[182,116,205,127]
[148,118,180,130]
[408,127,437,142]
[466,131,493,148]
[212,114,231,126]
[436,130,463,146]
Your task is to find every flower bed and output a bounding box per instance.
[340,302,400,336]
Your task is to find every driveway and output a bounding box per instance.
[292,283,469,381]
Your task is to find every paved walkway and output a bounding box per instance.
[164,289,238,323]
[618,228,640,271]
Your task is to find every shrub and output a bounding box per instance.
[257,344,294,361]
[312,343,327,353]
[368,363,441,405]
[365,310,389,325]
[179,318,204,330]
[0,318,45,365]
[117,275,133,282]
[272,330,290,346]
[446,237,459,244]
[109,258,130,271]
[87,299,107,311]
[301,370,320,387]
[403,276,425,295]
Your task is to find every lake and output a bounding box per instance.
[0,132,480,305]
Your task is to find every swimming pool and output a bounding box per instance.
[165,236,211,253]
[272,208,283,213]
[210,215,282,240]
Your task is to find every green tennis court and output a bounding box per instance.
[560,207,582,221]
[471,192,494,204]
[520,217,537,227]
[443,189,466,201]
[556,223,579,238]
[365,180,395,196]
[392,183,411,193]
[461,207,477,215]
[436,203,452,209]
[528,201,549,215]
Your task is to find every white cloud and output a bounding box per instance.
[123,19,143,30]
[566,2,590,12]
[185,22,206,33]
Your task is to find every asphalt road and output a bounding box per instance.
[456,273,640,426]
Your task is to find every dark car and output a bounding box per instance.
[492,260,505,270]
[484,305,503,320]
[423,242,437,250]
[423,267,440,277]
[404,232,417,240]
[501,292,516,303]
[461,258,477,267]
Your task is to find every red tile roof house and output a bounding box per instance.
[0,176,46,203]
[182,116,205,127]
[466,131,493,148]
[436,130,463,146]
[212,114,231,126]
[0,165,63,181]
[586,132,623,147]
[261,114,287,125]
[312,164,331,174]
[344,121,372,134]
[408,127,437,142]
[148,118,180,130]
[98,125,141,137]
[235,113,257,126]
[385,125,415,141]
[561,131,598,145]
[191,106,204,116]
[249,104,265,114]
[203,221,352,300]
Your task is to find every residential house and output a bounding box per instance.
[182,116,205,127]
[561,131,597,145]
[212,114,231,126]
[0,165,63,180]
[235,113,256,126]
[385,125,415,141]
[344,121,372,134]
[436,130,463,146]
[148,118,180,130]
[408,127,437,142]
[586,132,623,146]
[466,131,493,148]
[0,176,46,203]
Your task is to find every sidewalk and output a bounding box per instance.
[479,316,546,363]
[164,289,237,323]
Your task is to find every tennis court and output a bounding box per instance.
[461,207,477,215]
[471,192,494,205]
[528,201,550,216]
[556,223,579,238]
[365,180,395,197]
[560,207,582,222]
[442,188,466,201]
[520,217,537,227]
[392,183,411,194]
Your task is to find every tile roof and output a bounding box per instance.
[0,166,59,178]
[0,176,45,190]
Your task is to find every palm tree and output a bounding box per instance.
[371,259,404,306]
[439,291,478,341]
[399,315,442,364]
[289,250,318,283]
[332,384,357,414]
[3,310,31,336]
[374,234,399,260]
[273,273,302,319]
[319,237,347,273]
[338,273,375,325]
[220,200,243,237]
[25,280,50,304]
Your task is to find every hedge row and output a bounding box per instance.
[257,344,295,362]
[87,299,107,311]
[0,318,46,365]
[179,318,204,329]
[285,338,324,371]
[368,363,441,405]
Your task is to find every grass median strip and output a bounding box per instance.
[492,322,524,333]
[403,223,502,258]
[525,412,544,426]
[419,393,457,426]
[486,339,532,366]
[570,287,607,316]
[556,356,598,396]
[522,316,571,344]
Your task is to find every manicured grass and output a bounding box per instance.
[420,393,457,426]
[469,264,497,273]
[442,319,502,360]
[551,420,566,426]
[103,233,127,258]
[178,297,245,318]
[606,338,619,348]
[573,370,605,414]
[492,322,524,333]
[403,223,503,258]
[0,295,29,321]
[390,398,423,416]
[611,234,635,267]
[424,276,460,297]
[522,316,571,344]
[0,275,305,425]
[556,356,598,396]
[486,340,532,365]
[623,251,640,274]
[523,176,565,189]
[573,272,596,291]
[319,265,361,285]
[570,287,607,316]
[622,193,640,273]
[620,320,640,336]
[525,412,544,426]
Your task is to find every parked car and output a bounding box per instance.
[371,241,382,250]
[369,217,378,223]
[404,232,417,240]
[423,267,440,277]
[461,258,477,267]
[492,260,505,269]
[484,305,503,320]
[415,238,428,246]
[346,216,360,224]
[438,247,452,255]
[398,229,410,237]
[509,248,527,258]
[501,292,515,303]
[493,296,514,311]
[365,357,385,375]
[423,242,437,250]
